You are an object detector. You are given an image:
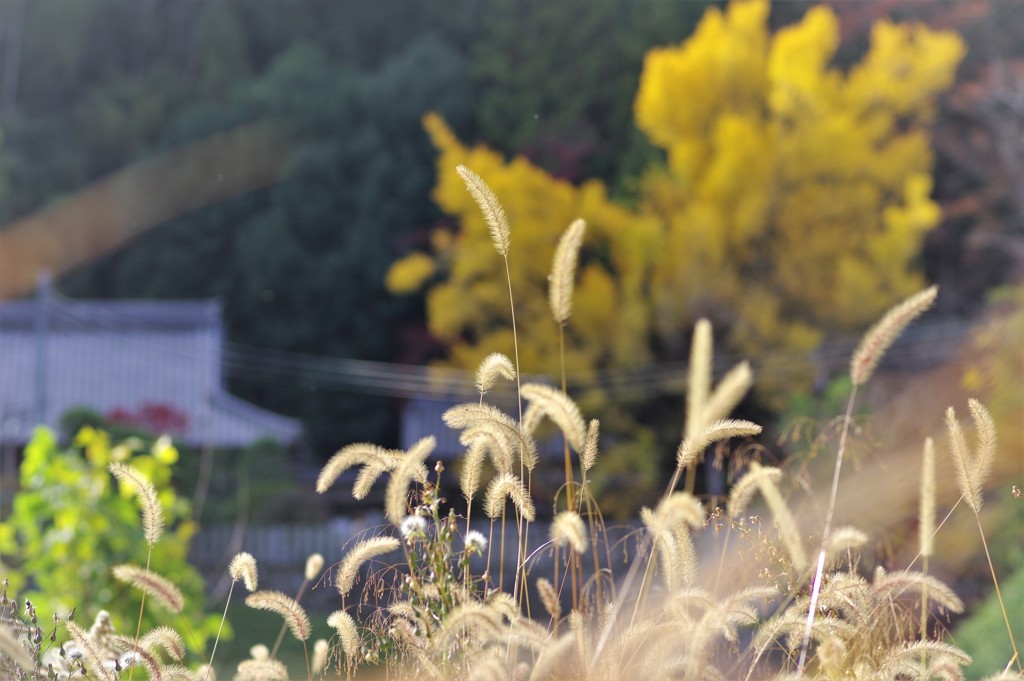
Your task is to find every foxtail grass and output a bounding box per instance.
[946,400,1021,672]
[795,285,939,677]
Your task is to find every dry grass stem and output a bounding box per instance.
[460,441,487,502]
[327,610,361,660]
[445,403,538,471]
[384,435,436,522]
[521,383,586,452]
[702,361,754,426]
[920,438,936,558]
[139,626,186,662]
[111,564,184,613]
[484,472,535,521]
[316,442,396,494]
[677,419,762,470]
[946,400,997,514]
[685,319,713,443]
[850,285,938,386]
[536,578,561,621]
[109,462,164,546]
[549,218,586,325]
[581,419,600,473]
[0,623,34,672]
[336,537,401,598]
[456,164,511,257]
[244,591,311,642]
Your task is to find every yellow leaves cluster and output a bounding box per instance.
[636,0,963,401]
[390,0,964,407]
[416,112,656,380]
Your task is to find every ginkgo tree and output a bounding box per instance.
[388,0,964,498]
[634,1,963,382]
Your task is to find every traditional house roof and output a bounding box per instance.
[0,295,302,447]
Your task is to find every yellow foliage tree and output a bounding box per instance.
[403,113,663,388]
[389,0,964,499]
[635,1,962,387]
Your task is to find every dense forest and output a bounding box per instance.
[0,0,1019,461]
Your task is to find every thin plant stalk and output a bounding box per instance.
[558,326,580,611]
[502,256,527,603]
[920,554,929,678]
[499,507,507,592]
[683,453,700,495]
[630,540,659,627]
[126,546,153,681]
[628,437,696,628]
[796,383,859,677]
[974,514,1022,672]
[206,581,235,681]
[713,525,734,595]
[580,485,604,606]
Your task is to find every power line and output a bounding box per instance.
[29,289,975,401]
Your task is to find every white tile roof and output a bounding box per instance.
[0,297,301,447]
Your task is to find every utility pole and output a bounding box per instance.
[0,0,26,121]
[34,271,50,427]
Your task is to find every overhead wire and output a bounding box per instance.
[32,288,975,403]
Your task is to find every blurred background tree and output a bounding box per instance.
[0,0,709,455]
[633,0,964,398]
[388,0,966,504]
[0,426,220,648]
[0,0,1018,471]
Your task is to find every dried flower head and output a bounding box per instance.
[550,511,589,554]
[484,472,535,521]
[111,564,184,613]
[581,419,600,473]
[464,530,488,554]
[311,639,329,675]
[304,553,324,582]
[677,419,762,470]
[235,659,288,681]
[229,552,259,592]
[245,591,310,642]
[549,218,586,325]
[327,610,361,660]
[946,399,997,514]
[336,537,401,598]
[384,436,435,523]
[460,441,487,503]
[521,383,586,453]
[851,286,938,385]
[475,352,516,394]
[108,463,164,546]
[536,578,561,621]
[456,164,510,257]
[400,515,428,540]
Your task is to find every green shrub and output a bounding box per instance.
[0,426,219,651]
